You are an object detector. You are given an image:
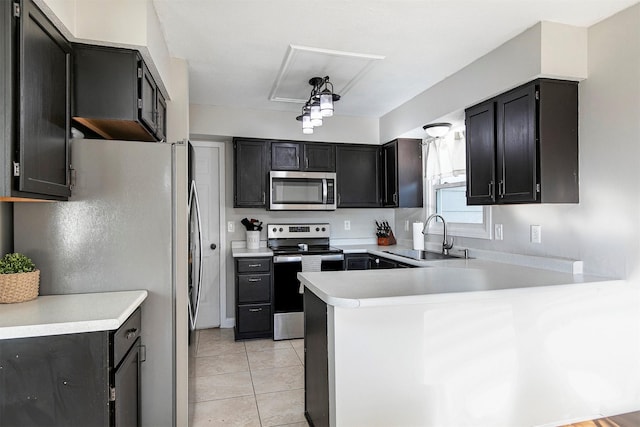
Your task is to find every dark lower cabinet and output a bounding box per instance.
[344,253,370,270]
[336,144,380,208]
[0,308,142,426]
[369,255,398,269]
[235,257,273,340]
[304,290,330,427]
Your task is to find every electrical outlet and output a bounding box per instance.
[404,220,410,231]
[227,221,234,232]
[531,225,542,243]
[494,224,503,241]
[344,220,351,231]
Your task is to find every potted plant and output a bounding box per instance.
[0,253,39,303]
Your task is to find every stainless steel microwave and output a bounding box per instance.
[269,171,337,210]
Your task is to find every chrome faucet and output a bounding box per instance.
[422,214,454,255]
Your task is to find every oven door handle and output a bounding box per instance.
[274,255,302,263]
[273,254,345,263]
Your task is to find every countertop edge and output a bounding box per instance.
[0,290,148,340]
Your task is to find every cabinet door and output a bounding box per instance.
[156,90,167,141]
[369,256,397,269]
[381,142,398,207]
[234,139,268,207]
[496,84,537,203]
[344,254,369,270]
[139,63,156,133]
[336,144,380,208]
[18,0,71,198]
[465,100,496,205]
[0,332,109,426]
[114,337,141,427]
[271,142,301,170]
[396,138,423,208]
[304,143,335,171]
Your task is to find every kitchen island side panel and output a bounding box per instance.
[330,281,640,426]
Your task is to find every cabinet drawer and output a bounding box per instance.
[237,258,271,273]
[113,307,142,367]
[238,274,271,303]
[237,304,272,335]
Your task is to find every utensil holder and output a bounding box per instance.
[246,231,260,250]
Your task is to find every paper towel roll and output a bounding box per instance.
[413,222,425,250]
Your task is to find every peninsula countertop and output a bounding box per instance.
[0,290,148,339]
[298,259,618,308]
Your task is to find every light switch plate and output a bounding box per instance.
[344,220,351,231]
[227,221,235,232]
[531,225,542,243]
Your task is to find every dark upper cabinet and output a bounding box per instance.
[72,44,168,142]
[336,144,380,208]
[271,141,335,172]
[381,138,423,208]
[0,0,71,201]
[465,78,578,205]
[234,138,269,208]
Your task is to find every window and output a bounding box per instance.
[424,131,492,239]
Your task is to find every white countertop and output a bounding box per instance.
[0,290,148,339]
[232,247,274,258]
[298,260,615,308]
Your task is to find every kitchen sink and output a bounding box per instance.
[383,248,468,261]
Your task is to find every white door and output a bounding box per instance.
[192,142,225,329]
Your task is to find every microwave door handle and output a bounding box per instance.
[322,178,328,204]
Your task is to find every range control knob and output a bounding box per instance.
[316,227,320,232]
[279,228,283,232]
[322,227,326,232]
[272,227,277,233]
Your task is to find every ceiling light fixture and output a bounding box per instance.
[296,76,340,134]
[423,122,452,138]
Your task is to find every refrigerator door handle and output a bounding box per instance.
[188,180,204,330]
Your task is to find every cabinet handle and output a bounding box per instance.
[248,308,263,312]
[393,193,398,204]
[248,264,262,268]
[262,192,265,204]
[338,193,341,205]
[247,278,262,283]
[489,181,494,198]
[499,180,505,197]
[125,328,138,340]
[305,157,309,169]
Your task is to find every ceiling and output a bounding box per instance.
[152,0,636,125]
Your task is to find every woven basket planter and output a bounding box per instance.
[0,270,40,303]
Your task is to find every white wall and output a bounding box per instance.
[39,0,173,98]
[379,21,588,142]
[393,4,640,279]
[190,104,379,144]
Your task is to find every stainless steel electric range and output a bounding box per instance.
[267,223,344,340]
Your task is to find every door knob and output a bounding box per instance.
[210,243,217,250]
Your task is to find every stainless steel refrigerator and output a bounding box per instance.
[14,138,191,427]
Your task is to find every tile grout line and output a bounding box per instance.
[246,345,265,427]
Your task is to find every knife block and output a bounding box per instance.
[377,231,396,246]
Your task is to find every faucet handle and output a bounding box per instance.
[443,237,454,250]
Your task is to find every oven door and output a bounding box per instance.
[272,254,344,340]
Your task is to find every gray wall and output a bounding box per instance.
[392,4,640,280]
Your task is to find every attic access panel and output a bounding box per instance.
[269,44,384,104]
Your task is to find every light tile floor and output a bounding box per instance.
[188,328,309,427]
